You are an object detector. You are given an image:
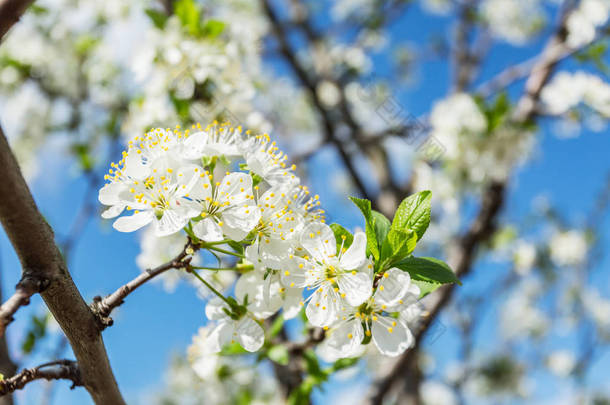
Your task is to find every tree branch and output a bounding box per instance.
[260,0,373,202]
[0,274,49,337]
[368,6,577,403]
[0,0,33,40]
[0,124,125,404]
[0,360,82,396]
[0,273,17,405]
[90,242,193,328]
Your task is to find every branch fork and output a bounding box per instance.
[0,272,51,337]
[0,359,82,396]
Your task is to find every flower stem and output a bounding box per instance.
[190,265,237,271]
[207,245,245,258]
[204,239,233,246]
[190,269,233,307]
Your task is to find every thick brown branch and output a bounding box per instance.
[0,360,82,396]
[0,0,33,40]
[0,126,125,404]
[91,243,193,328]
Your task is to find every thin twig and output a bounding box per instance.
[0,360,82,396]
[0,274,50,338]
[90,240,194,328]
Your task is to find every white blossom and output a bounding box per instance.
[203,297,265,353]
[549,230,588,267]
[284,223,373,327]
[319,268,420,359]
[566,0,610,48]
[481,0,545,45]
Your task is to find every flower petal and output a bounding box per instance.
[281,257,311,288]
[101,204,125,219]
[99,182,128,206]
[154,208,191,236]
[300,222,336,262]
[320,319,364,361]
[203,322,233,353]
[282,287,304,319]
[235,317,265,352]
[337,270,373,306]
[372,316,413,357]
[339,231,366,269]
[113,211,153,233]
[124,153,149,180]
[374,268,418,310]
[182,131,209,159]
[235,272,282,318]
[192,218,223,242]
[221,205,261,241]
[174,165,202,197]
[205,297,230,321]
[305,285,341,327]
[217,172,252,206]
[188,176,213,201]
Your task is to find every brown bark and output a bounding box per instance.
[0,126,126,404]
[0,360,81,396]
[0,0,33,40]
[0,278,16,405]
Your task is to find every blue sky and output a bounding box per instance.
[1,2,610,404]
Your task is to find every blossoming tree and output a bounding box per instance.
[0,0,609,404]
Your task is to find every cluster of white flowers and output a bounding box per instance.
[566,0,610,48]
[541,71,610,118]
[99,122,422,358]
[155,326,282,405]
[429,93,533,185]
[124,0,274,139]
[480,0,545,45]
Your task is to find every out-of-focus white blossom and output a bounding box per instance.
[481,0,545,45]
[513,241,537,275]
[136,227,193,292]
[421,380,458,405]
[501,280,549,339]
[547,350,575,377]
[549,230,588,267]
[566,0,610,48]
[542,71,610,118]
[430,93,533,184]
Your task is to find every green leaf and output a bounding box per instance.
[349,197,379,260]
[391,191,431,241]
[330,357,359,372]
[267,315,284,339]
[267,345,289,366]
[330,223,354,253]
[394,256,460,285]
[411,279,443,299]
[219,341,248,355]
[380,228,417,266]
[174,0,201,36]
[202,19,225,38]
[301,349,326,382]
[372,210,390,247]
[169,91,191,120]
[227,240,245,256]
[21,314,48,354]
[145,8,169,29]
